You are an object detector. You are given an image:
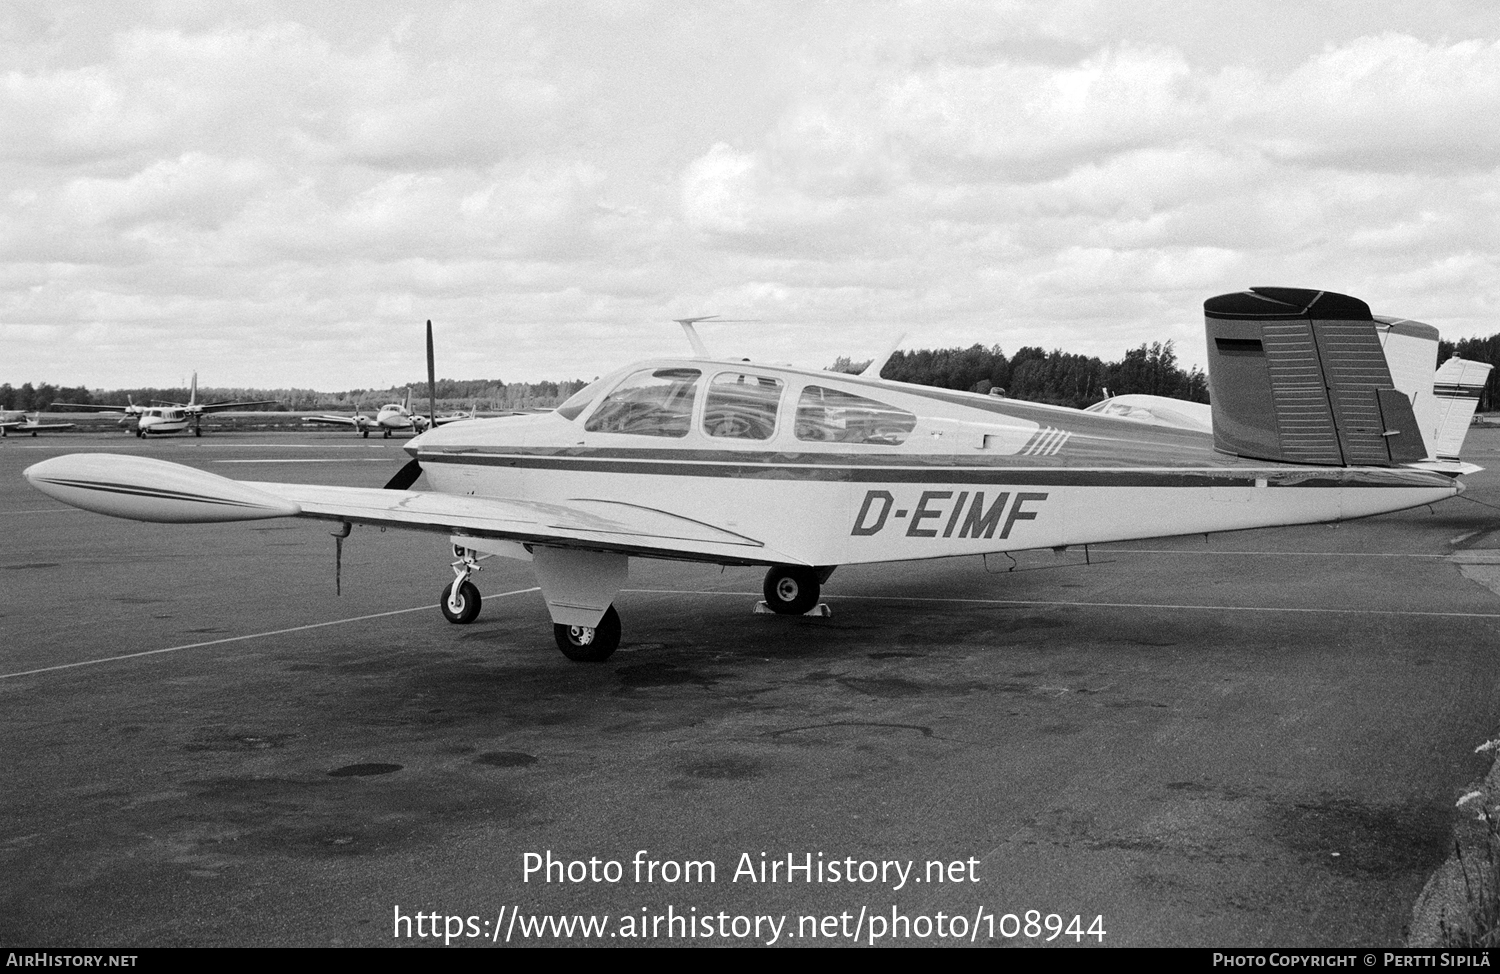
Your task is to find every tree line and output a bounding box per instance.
[831,340,1208,408]
[0,379,593,413]
[12,332,1500,414]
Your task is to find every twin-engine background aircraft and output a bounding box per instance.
[52,373,278,437]
[0,410,76,437]
[24,288,1494,663]
[303,388,475,438]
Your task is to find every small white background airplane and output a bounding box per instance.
[53,374,277,437]
[25,288,1493,664]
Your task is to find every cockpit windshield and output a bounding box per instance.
[556,375,612,421]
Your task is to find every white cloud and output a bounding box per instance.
[1,3,1498,387]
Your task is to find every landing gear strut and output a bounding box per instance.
[439,546,484,624]
[554,605,621,662]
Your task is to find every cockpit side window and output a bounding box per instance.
[794,386,917,445]
[584,368,702,437]
[703,373,783,441]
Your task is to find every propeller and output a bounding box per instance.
[427,319,437,434]
[382,319,436,491]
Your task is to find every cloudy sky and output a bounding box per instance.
[3,0,1497,391]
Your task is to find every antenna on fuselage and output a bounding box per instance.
[859,332,907,380]
[673,316,763,359]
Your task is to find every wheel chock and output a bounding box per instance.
[753,601,831,617]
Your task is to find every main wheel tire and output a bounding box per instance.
[554,605,621,662]
[439,580,482,624]
[763,566,821,615]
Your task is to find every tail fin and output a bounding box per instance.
[1430,357,1492,462]
[1204,288,1489,472]
[1204,288,1426,466]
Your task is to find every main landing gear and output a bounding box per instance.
[435,551,830,664]
[554,606,621,663]
[435,544,624,662]
[761,565,836,615]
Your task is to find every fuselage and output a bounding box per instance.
[407,357,1461,568]
[137,407,190,435]
[375,404,414,431]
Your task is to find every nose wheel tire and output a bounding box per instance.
[554,606,621,662]
[763,566,821,615]
[439,580,482,624]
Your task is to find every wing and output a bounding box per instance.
[197,399,280,412]
[302,414,364,427]
[23,453,800,565]
[9,421,76,432]
[50,402,130,412]
[1083,394,1214,434]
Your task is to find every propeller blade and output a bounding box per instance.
[383,458,423,491]
[426,320,436,432]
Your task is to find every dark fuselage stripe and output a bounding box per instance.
[416,452,1445,489]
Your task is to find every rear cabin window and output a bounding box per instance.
[794,386,917,445]
[703,373,783,440]
[584,368,701,437]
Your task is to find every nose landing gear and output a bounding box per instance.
[439,545,485,624]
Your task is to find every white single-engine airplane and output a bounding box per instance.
[24,288,1494,663]
[53,374,278,437]
[0,410,76,437]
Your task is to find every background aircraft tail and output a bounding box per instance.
[1429,357,1493,462]
[1203,288,1486,470]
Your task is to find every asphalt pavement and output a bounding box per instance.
[5,429,1500,947]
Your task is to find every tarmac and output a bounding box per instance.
[6,427,1500,947]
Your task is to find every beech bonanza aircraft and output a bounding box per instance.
[53,374,277,437]
[23,288,1494,663]
[0,410,76,437]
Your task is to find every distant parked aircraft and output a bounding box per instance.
[303,390,476,438]
[0,411,76,437]
[53,374,277,437]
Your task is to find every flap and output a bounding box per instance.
[243,480,801,565]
